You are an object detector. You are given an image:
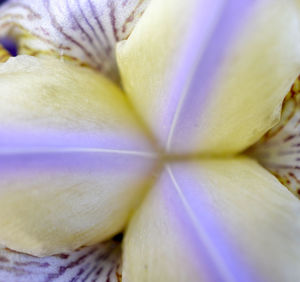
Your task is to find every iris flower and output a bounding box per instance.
[0,0,300,281]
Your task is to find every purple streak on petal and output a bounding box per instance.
[166,164,263,282]
[0,127,156,254]
[0,151,153,190]
[0,126,155,154]
[159,0,224,145]
[166,0,255,152]
[158,171,225,281]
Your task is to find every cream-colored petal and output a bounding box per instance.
[0,55,154,152]
[123,157,300,282]
[0,0,150,82]
[117,0,300,155]
[0,55,156,256]
[0,239,121,281]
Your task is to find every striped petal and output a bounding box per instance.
[0,239,121,282]
[249,77,300,198]
[123,158,300,282]
[0,55,156,256]
[117,0,300,155]
[0,0,150,82]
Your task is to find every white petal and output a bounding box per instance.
[0,0,150,81]
[0,239,121,282]
[123,158,300,282]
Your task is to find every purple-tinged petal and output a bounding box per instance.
[0,55,157,256]
[0,240,121,282]
[0,0,150,82]
[249,77,300,198]
[123,158,300,282]
[0,55,155,152]
[117,0,300,155]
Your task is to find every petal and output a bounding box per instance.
[0,239,121,281]
[0,43,10,62]
[0,0,150,82]
[117,0,300,155]
[0,55,157,256]
[249,77,300,198]
[123,157,300,282]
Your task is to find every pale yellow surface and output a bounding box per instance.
[117,0,300,155]
[0,56,155,256]
[123,158,300,282]
[0,55,152,148]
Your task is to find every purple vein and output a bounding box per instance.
[44,0,94,61]
[66,0,104,64]
[76,0,108,56]
[88,0,111,52]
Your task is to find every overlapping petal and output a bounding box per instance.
[250,77,300,198]
[0,55,157,256]
[0,0,299,281]
[117,0,300,155]
[0,0,150,81]
[123,158,300,282]
[0,240,121,282]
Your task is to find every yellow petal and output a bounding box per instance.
[123,157,300,282]
[117,0,300,155]
[0,55,156,256]
[0,44,10,62]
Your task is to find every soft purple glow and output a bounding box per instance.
[0,151,155,190]
[166,0,254,153]
[165,164,259,282]
[0,127,155,155]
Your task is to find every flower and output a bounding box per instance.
[0,0,300,281]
